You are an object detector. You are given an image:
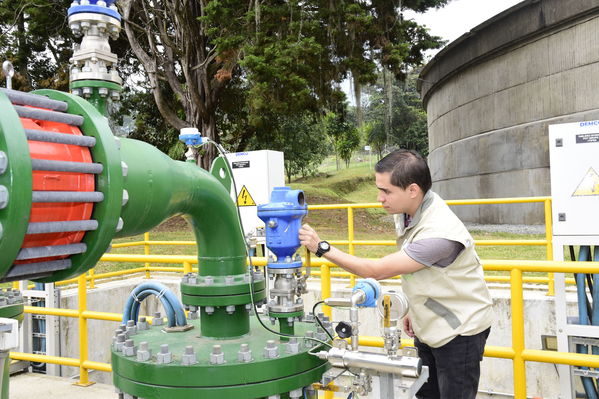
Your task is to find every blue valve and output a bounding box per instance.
[179,128,205,146]
[257,187,307,269]
[68,0,121,20]
[353,278,381,307]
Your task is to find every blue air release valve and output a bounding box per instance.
[353,278,381,307]
[178,127,205,146]
[257,187,307,269]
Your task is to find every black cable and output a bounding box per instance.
[202,140,332,349]
[313,300,334,341]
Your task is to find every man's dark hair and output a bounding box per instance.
[375,149,432,193]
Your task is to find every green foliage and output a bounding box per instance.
[363,71,429,157]
[247,113,331,183]
[324,112,362,168]
[0,0,73,91]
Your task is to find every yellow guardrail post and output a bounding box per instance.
[544,198,555,296]
[511,268,526,398]
[144,232,151,278]
[88,268,95,289]
[74,273,94,387]
[183,261,192,275]
[347,207,356,287]
[321,264,332,319]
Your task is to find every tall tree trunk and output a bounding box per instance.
[199,115,218,170]
[353,73,363,128]
[383,67,393,149]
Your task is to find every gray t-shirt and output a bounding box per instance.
[404,238,464,267]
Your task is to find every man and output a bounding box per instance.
[299,149,493,399]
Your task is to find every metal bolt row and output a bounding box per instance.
[0,288,23,306]
[116,339,314,364]
[182,272,260,286]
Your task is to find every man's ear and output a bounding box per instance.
[408,183,420,198]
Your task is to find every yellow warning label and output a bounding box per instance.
[237,185,256,206]
[573,167,599,196]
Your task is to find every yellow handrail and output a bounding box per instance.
[11,196,560,398]
[14,258,599,398]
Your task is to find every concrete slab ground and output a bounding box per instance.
[10,372,115,398]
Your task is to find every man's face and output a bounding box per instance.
[375,172,414,215]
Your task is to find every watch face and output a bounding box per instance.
[320,241,330,250]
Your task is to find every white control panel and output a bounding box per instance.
[549,120,599,236]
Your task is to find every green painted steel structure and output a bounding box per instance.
[112,317,328,399]
[0,91,33,279]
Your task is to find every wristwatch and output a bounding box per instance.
[315,241,331,257]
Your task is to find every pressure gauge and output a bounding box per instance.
[376,290,410,324]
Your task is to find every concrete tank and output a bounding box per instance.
[419,0,599,224]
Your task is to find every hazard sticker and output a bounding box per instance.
[572,167,599,196]
[237,185,256,206]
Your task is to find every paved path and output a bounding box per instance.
[11,373,115,398]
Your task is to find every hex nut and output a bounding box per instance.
[122,190,129,206]
[152,312,164,326]
[210,345,225,364]
[123,339,137,357]
[225,275,234,285]
[237,343,252,363]
[205,306,215,315]
[289,389,303,399]
[156,344,172,364]
[285,337,300,354]
[226,305,235,314]
[121,161,128,177]
[0,151,7,174]
[136,342,151,361]
[0,186,8,209]
[264,340,279,359]
[137,317,149,331]
[188,310,199,320]
[204,276,214,285]
[181,346,198,365]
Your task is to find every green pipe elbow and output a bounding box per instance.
[116,138,246,276]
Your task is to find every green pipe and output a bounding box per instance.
[116,138,247,277]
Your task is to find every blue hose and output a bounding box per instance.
[575,246,598,399]
[122,282,186,327]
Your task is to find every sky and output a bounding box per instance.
[345,0,524,101]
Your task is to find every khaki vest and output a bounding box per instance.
[396,191,493,348]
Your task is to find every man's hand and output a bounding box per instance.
[299,224,322,254]
[403,315,415,338]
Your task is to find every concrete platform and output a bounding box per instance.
[10,373,115,398]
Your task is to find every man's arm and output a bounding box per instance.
[299,224,426,280]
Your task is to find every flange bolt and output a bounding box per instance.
[152,312,164,326]
[156,344,172,364]
[181,345,198,365]
[137,342,151,361]
[210,345,225,364]
[237,343,253,363]
[264,340,279,359]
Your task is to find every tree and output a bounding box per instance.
[364,70,429,157]
[120,0,447,168]
[324,111,361,169]
[246,113,331,183]
[0,0,74,91]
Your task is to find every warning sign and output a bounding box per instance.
[237,185,256,206]
[572,167,599,196]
